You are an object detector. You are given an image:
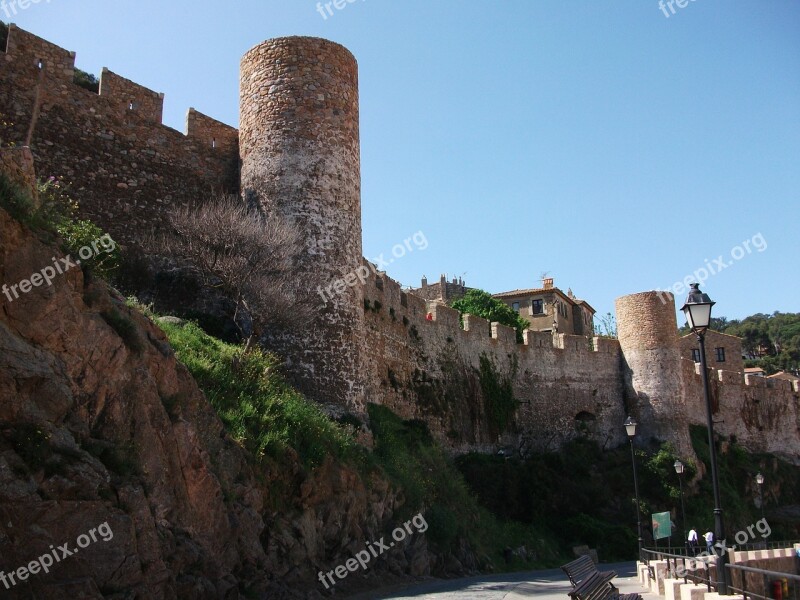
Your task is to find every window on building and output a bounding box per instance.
[532,299,543,315]
[691,349,701,363]
[715,347,726,362]
[512,301,520,313]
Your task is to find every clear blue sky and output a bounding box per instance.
[9,0,799,322]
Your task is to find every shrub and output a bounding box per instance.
[158,318,357,468]
[73,68,99,93]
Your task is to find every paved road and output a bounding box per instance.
[353,562,655,600]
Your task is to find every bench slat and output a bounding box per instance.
[562,555,616,586]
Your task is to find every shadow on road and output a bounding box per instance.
[347,562,641,599]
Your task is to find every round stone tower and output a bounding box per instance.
[615,291,692,453]
[239,37,364,412]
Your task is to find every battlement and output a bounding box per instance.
[1,24,237,147]
[364,268,621,362]
[0,24,239,247]
[186,108,239,154]
[686,360,800,393]
[4,24,75,81]
[99,68,164,124]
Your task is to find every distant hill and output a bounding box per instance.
[679,312,800,375]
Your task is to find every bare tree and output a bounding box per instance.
[153,193,309,351]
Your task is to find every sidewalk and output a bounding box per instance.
[352,561,654,599]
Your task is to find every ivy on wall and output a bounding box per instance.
[479,354,519,434]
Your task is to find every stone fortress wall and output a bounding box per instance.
[0,25,239,248]
[2,25,797,460]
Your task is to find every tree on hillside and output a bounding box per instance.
[450,289,529,343]
[153,193,311,351]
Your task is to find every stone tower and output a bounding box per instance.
[239,37,365,412]
[616,291,692,454]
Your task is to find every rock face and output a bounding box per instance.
[0,205,439,598]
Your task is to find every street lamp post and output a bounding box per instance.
[674,460,687,552]
[756,472,765,522]
[681,283,728,594]
[625,416,644,558]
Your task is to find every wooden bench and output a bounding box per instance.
[568,571,642,600]
[562,555,617,586]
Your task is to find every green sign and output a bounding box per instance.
[651,511,672,540]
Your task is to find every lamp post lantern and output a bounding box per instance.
[625,416,643,558]
[756,472,765,522]
[674,459,687,552]
[682,283,728,594]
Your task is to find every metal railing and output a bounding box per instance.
[727,563,800,600]
[642,540,799,555]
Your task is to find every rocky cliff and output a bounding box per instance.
[0,189,434,598]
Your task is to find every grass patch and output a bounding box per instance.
[158,318,359,469]
[0,172,120,278]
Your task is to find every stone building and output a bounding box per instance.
[413,274,468,303]
[679,330,745,374]
[493,278,596,335]
[2,25,798,461]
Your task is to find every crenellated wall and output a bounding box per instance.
[682,359,800,460]
[0,25,239,248]
[99,68,164,124]
[361,267,628,454]
[1,26,797,461]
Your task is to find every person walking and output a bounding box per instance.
[704,530,714,555]
[687,528,699,556]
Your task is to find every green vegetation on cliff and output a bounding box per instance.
[457,429,800,562]
[368,404,559,567]
[0,172,120,278]
[156,316,358,468]
[152,311,560,569]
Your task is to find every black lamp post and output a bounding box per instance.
[625,416,644,558]
[756,472,765,522]
[682,283,728,594]
[674,459,687,552]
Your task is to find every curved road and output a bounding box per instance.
[351,562,652,600]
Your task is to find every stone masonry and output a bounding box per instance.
[239,36,365,412]
[2,25,798,460]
